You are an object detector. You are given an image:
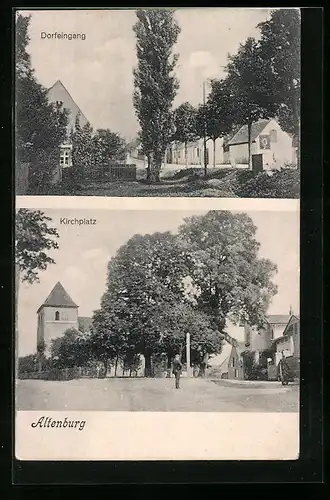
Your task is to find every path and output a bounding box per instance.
[16,377,299,412]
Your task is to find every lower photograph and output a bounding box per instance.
[15,205,300,460]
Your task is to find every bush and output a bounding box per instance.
[238,169,300,198]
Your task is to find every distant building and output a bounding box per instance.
[36,282,91,356]
[225,118,297,171]
[47,80,89,180]
[169,137,224,167]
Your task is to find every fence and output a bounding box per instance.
[62,163,137,186]
[18,366,100,381]
[16,161,29,194]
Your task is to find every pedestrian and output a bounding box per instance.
[278,352,293,385]
[172,354,182,389]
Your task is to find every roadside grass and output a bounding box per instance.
[42,166,300,198]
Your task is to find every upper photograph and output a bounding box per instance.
[15,8,300,198]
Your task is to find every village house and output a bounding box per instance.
[268,315,300,379]
[47,80,89,181]
[224,118,297,171]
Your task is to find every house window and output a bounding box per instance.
[60,149,71,168]
[232,358,235,368]
[270,129,278,143]
[55,311,60,321]
[196,148,200,157]
[56,100,63,107]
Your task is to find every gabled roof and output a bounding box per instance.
[37,282,78,313]
[266,314,291,325]
[227,119,271,146]
[282,314,300,337]
[47,80,88,124]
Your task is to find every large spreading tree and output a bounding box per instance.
[15,13,68,193]
[178,211,278,343]
[133,9,181,182]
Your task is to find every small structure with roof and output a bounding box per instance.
[224,118,296,171]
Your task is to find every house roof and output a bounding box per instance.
[78,316,93,333]
[282,314,300,337]
[47,80,88,124]
[227,119,271,146]
[266,314,291,325]
[37,282,78,313]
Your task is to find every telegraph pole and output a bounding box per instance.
[186,332,191,377]
[203,81,208,177]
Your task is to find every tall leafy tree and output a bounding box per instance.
[172,102,198,167]
[70,117,94,170]
[92,129,127,165]
[133,9,181,182]
[225,37,277,169]
[178,211,278,339]
[15,14,68,192]
[15,209,59,375]
[257,9,300,148]
[204,79,236,168]
[97,231,190,376]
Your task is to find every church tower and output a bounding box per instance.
[37,282,79,356]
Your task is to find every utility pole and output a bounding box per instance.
[203,81,208,177]
[186,332,191,377]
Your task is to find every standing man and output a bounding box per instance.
[172,354,182,389]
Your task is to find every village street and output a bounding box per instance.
[16,377,299,412]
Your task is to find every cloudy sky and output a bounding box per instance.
[19,8,274,141]
[17,208,300,356]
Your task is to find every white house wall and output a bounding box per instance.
[228,119,296,168]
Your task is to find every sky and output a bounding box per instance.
[17,208,300,356]
[19,8,274,141]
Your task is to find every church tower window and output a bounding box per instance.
[55,310,60,321]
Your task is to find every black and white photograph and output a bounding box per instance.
[16,207,299,414]
[15,8,300,198]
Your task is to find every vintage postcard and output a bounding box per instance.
[14,7,301,464]
[15,199,300,460]
[15,8,300,198]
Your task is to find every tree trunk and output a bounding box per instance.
[114,355,119,377]
[198,353,209,378]
[129,368,132,377]
[144,352,152,377]
[185,141,188,168]
[146,154,151,181]
[247,120,252,170]
[213,138,216,168]
[203,135,208,177]
[103,360,107,378]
